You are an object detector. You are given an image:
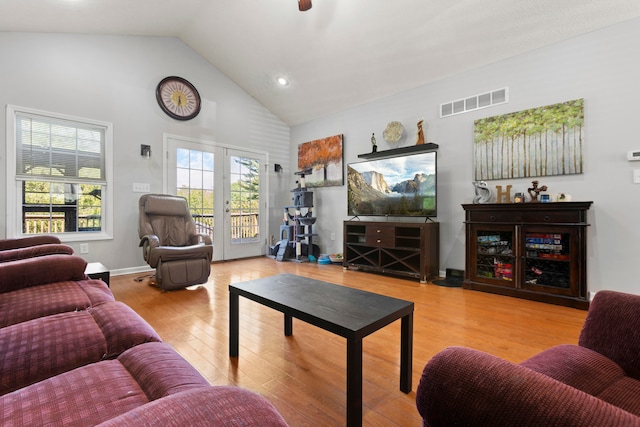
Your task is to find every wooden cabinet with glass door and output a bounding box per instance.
[463,202,592,309]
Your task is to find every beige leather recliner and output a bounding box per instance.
[138,194,213,290]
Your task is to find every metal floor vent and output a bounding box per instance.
[440,87,508,118]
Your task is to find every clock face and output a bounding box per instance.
[156,76,201,121]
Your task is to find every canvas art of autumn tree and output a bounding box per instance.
[297,134,344,187]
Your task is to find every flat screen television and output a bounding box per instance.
[347,151,437,217]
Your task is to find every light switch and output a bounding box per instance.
[133,183,151,192]
[634,170,640,184]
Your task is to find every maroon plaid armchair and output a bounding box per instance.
[417,290,640,427]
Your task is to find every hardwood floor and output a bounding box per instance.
[110,257,588,426]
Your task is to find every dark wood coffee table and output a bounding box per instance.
[229,273,414,427]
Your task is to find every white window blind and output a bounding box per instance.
[16,112,106,183]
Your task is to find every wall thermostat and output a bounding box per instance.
[628,150,640,161]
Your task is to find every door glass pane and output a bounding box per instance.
[229,155,260,244]
[176,148,214,242]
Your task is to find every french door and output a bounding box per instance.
[164,135,267,261]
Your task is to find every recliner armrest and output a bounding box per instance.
[190,233,212,245]
[139,235,160,263]
[417,346,640,427]
[139,235,160,249]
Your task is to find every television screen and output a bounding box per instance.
[347,151,437,217]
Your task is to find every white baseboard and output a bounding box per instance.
[110,266,153,277]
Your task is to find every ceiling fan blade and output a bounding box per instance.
[298,0,312,11]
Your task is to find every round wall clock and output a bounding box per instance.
[156,76,201,121]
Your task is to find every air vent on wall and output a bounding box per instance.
[440,87,508,118]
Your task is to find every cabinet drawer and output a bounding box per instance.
[521,210,582,223]
[468,211,521,223]
[366,226,394,247]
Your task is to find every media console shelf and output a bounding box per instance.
[463,202,592,309]
[343,220,439,283]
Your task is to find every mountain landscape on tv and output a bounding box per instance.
[347,165,436,217]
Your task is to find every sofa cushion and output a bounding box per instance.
[0,360,149,426]
[0,301,161,395]
[0,280,114,328]
[0,310,105,395]
[0,342,210,426]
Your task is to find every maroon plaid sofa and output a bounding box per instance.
[0,254,288,426]
[416,290,640,427]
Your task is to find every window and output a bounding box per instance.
[6,105,113,241]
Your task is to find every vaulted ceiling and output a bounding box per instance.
[1,0,639,126]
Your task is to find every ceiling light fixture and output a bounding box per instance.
[276,76,289,86]
[298,0,312,12]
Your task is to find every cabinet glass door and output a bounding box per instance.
[522,228,576,296]
[472,228,515,286]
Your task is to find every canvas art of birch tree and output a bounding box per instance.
[473,99,584,180]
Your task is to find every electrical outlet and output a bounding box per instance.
[330,233,336,241]
[80,243,89,254]
[133,183,151,193]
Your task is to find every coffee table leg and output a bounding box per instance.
[229,291,239,357]
[346,337,363,427]
[400,312,413,393]
[284,314,293,336]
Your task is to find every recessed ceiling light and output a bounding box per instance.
[276,76,289,86]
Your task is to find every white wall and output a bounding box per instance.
[291,17,640,296]
[0,33,291,272]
